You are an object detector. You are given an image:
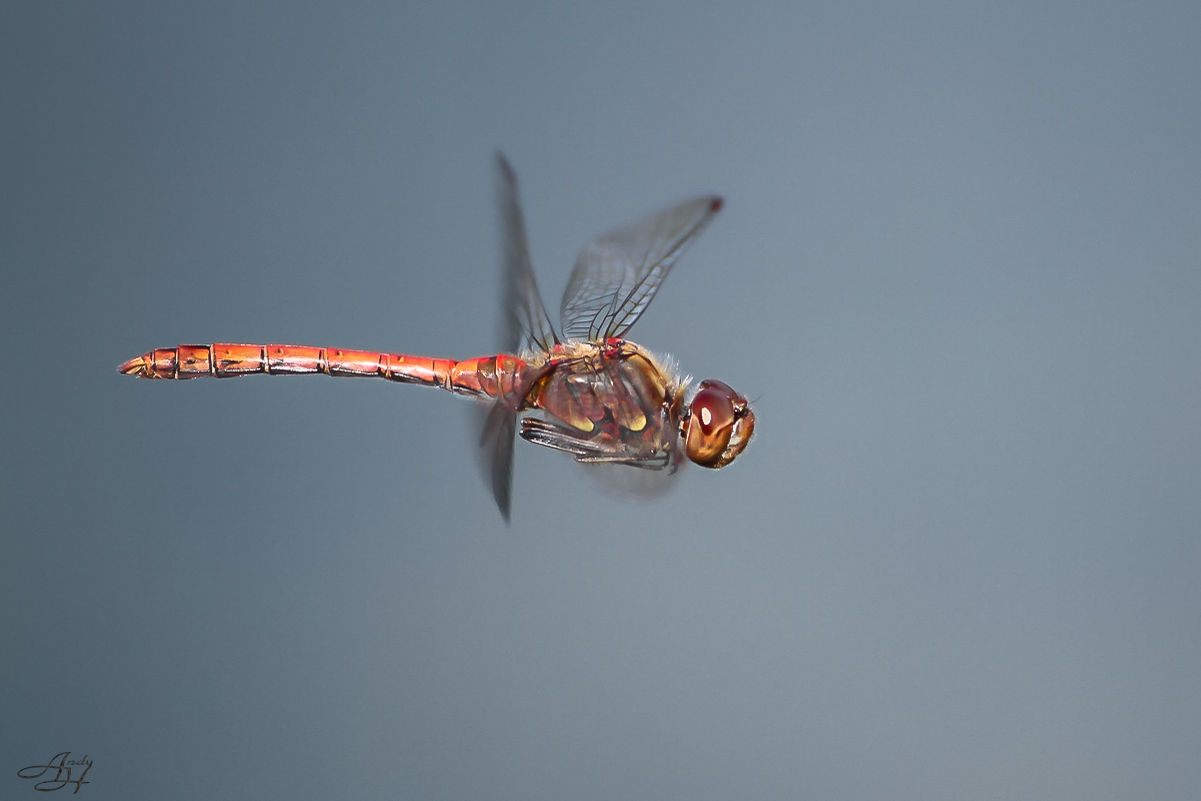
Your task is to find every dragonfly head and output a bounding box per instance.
[680,379,755,469]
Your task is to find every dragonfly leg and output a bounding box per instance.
[519,417,672,469]
[574,451,672,470]
[519,417,598,457]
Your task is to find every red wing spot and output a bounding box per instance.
[710,197,723,213]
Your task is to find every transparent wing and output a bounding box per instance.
[559,195,722,341]
[498,153,558,353]
[479,398,517,524]
[474,155,558,524]
[474,360,550,526]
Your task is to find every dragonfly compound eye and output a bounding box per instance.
[684,379,754,468]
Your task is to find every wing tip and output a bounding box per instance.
[496,151,516,183]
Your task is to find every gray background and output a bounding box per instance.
[3,2,1199,799]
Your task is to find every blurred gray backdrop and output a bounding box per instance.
[3,2,1199,799]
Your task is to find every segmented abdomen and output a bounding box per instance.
[118,343,528,401]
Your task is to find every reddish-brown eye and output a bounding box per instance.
[684,381,738,467]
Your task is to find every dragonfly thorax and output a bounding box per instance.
[516,340,691,470]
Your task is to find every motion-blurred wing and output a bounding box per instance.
[479,397,517,524]
[474,155,558,524]
[559,195,722,341]
[498,153,558,353]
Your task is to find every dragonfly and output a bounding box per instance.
[119,155,755,522]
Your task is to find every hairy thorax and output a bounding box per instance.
[524,339,689,459]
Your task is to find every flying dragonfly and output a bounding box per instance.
[119,155,755,521]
